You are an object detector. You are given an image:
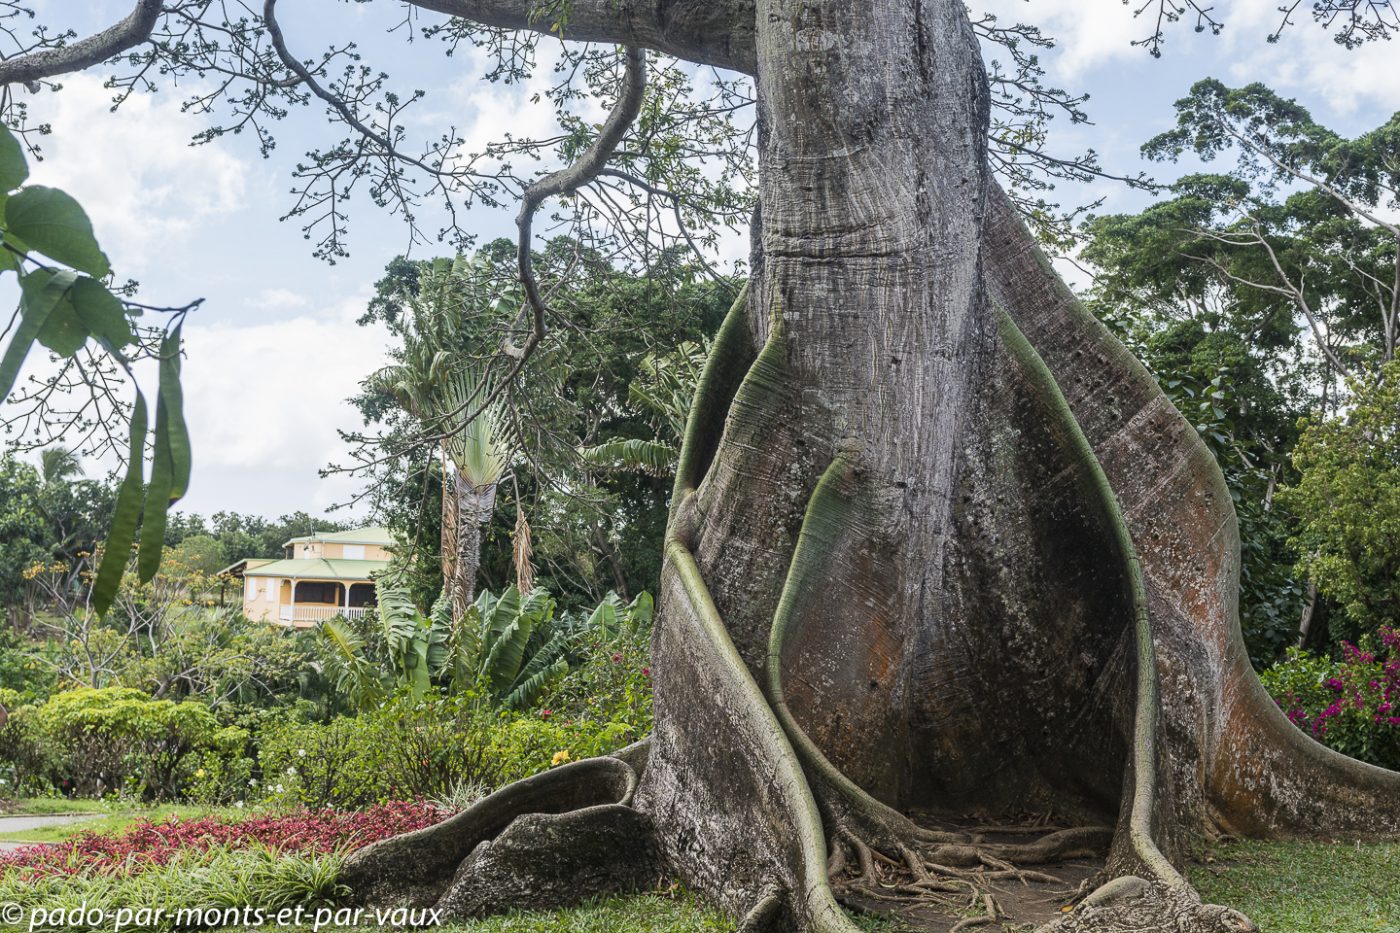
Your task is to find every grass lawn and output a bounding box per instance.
[331,841,1400,933]
[312,894,908,933]
[1190,839,1400,933]
[0,797,107,816]
[0,799,222,844]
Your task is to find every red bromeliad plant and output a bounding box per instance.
[0,801,444,880]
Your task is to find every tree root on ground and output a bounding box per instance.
[824,814,1106,929]
[338,753,646,912]
[1038,879,1256,933]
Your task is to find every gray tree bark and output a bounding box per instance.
[340,1,1400,929]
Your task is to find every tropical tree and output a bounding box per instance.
[4,3,1400,931]
[38,446,83,485]
[1277,360,1400,642]
[579,339,709,478]
[1140,81,1400,385]
[367,259,520,622]
[351,244,731,607]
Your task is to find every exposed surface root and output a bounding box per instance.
[339,755,643,910]
[1037,880,1257,933]
[435,804,661,919]
[829,817,1106,930]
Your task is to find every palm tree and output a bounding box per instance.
[368,260,519,624]
[39,446,83,485]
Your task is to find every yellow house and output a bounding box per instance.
[224,527,394,627]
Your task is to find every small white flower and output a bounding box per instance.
[274,784,285,794]
[297,749,307,758]
[285,766,297,777]
[234,801,245,809]
[248,778,258,786]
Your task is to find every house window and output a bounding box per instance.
[343,544,365,560]
[348,583,376,608]
[294,581,341,604]
[246,579,257,600]
[265,578,277,601]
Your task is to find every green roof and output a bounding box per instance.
[283,526,394,548]
[241,558,389,581]
[216,557,273,576]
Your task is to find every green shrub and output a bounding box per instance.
[13,687,242,800]
[258,689,648,810]
[0,624,57,705]
[259,693,502,810]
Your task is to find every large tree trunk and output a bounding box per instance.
[342,1,1400,929]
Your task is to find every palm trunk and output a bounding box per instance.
[448,472,496,624]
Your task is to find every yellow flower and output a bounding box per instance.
[194,768,207,779]
[551,750,572,766]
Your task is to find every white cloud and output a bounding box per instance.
[21,75,249,274]
[175,294,390,517]
[1217,0,1400,116]
[253,288,311,311]
[974,0,1148,80]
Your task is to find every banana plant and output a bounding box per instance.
[314,573,450,709]
[315,617,387,712]
[581,590,655,641]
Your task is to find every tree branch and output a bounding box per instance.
[406,0,756,73]
[0,0,164,85]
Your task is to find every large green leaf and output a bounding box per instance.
[481,617,531,697]
[579,437,677,477]
[1,269,76,398]
[138,329,188,582]
[4,186,110,276]
[91,391,148,615]
[625,591,655,629]
[0,124,26,193]
[502,633,572,709]
[69,278,134,349]
[481,585,522,652]
[376,578,423,660]
[585,591,626,640]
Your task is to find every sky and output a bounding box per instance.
[2,0,1396,523]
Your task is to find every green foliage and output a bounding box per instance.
[0,625,56,705]
[0,120,192,618]
[452,586,571,709]
[2,687,242,801]
[1277,362,1400,640]
[0,457,49,609]
[257,693,500,810]
[0,844,347,933]
[1261,628,1400,771]
[355,243,733,604]
[579,340,709,478]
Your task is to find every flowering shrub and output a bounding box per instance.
[0,801,443,880]
[1261,627,1400,770]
